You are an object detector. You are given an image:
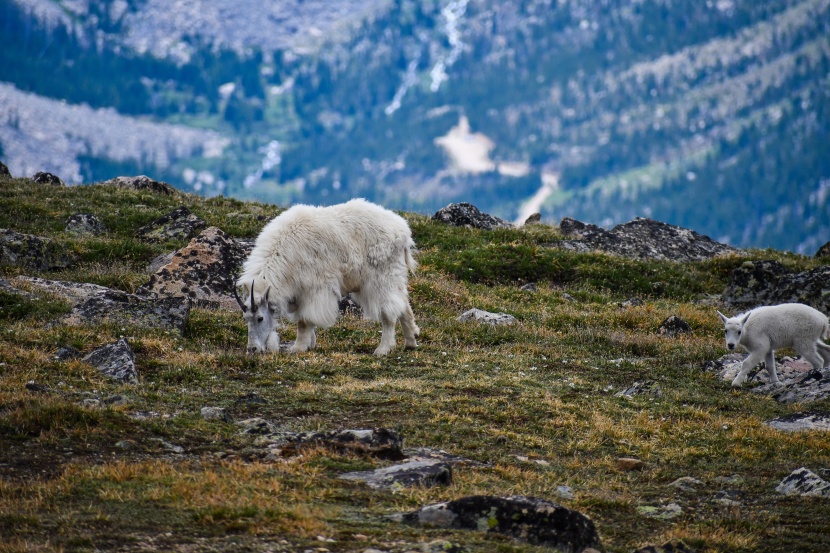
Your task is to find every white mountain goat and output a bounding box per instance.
[717,303,830,387]
[235,199,419,357]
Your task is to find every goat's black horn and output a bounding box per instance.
[232,279,247,312]
[250,280,256,309]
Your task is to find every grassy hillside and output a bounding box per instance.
[1,177,829,552]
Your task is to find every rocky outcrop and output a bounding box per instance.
[776,467,830,498]
[457,308,516,325]
[703,354,830,404]
[255,428,405,460]
[82,338,139,384]
[0,161,10,177]
[102,175,180,195]
[11,276,111,303]
[433,203,513,230]
[767,412,830,432]
[1,229,77,270]
[816,242,830,258]
[136,207,206,243]
[557,217,737,262]
[65,213,107,236]
[722,260,830,314]
[62,288,190,333]
[395,495,602,552]
[31,171,64,186]
[141,226,252,309]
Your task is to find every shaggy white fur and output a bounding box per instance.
[717,303,830,387]
[238,199,419,356]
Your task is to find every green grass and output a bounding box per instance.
[1,175,829,552]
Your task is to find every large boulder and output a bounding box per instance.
[136,207,206,243]
[141,226,252,309]
[101,175,179,196]
[433,203,513,230]
[395,495,602,552]
[558,217,737,262]
[722,260,830,314]
[776,467,830,498]
[62,288,190,333]
[1,229,77,271]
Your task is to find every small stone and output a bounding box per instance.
[669,477,703,492]
[618,297,644,308]
[520,282,537,292]
[457,308,516,326]
[554,485,575,499]
[562,293,577,302]
[237,417,278,435]
[102,175,179,195]
[637,502,682,520]
[616,457,647,471]
[776,467,830,497]
[522,212,542,225]
[136,206,206,243]
[201,406,231,422]
[53,346,82,361]
[82,338,139,384]
[657,315,693,337]
[339,459,452,490]
[65,213,107,236]
[615,381,662,399]
[115,440,134,450]
[432,203,513,230]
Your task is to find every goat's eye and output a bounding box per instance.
[257,316,264,323]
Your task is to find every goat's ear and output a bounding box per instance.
[739,311,752,326]
[716,310,728,324]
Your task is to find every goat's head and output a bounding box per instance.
[235,280,280,354]
[717,310,750,351]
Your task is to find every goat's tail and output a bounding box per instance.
[405,237,418,275]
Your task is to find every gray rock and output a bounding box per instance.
[668,477,703,492]
[723,260,830,315]
[234,392,268,406]
[201,406,231,422]
[616,381,662,399]
[562,293,577,302]
[53,346,82,361]
[618,297,644,308]
[767,412,830,432]
[12,276,112,303]
[1,229,77,270]
[816,241,830,259]
[657,315,692,337]
[65,213,107,236]
[402,447,488,467]
[702,354,814,388]
[554,485,575,500]
[395,495,602,552]
[146,251,175,274]
[61,288,190,333]
[457,308,516,325]
[522,212,542,225]
[432,203,513,231]
[0,160,10,177]
[339,459,452,489]
[150,438,185,454]
[237,417,279,435]
[31,171,64,186]
[776,467,830,497]
[102,175,180,195]
[82,338,139,384]
[140,226,250,310]
[557,217,736,262]
[136,206,206,243]
[520,282,537,292]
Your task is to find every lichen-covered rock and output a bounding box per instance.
[432,203,513,230]
[615,381,662,399]
[62,288,190,333]
[722,260,830,314]
[64,213,107,236]
[0,161,10,177]
[31,171,64,186]
[767,412,830,432]
[395,495,602,552]
[1,229,77,270]
[558,217,736,262]
[136,206,206,243]
[82,338,138,384]
[101,175,180,195]
[776,467,830,497]
[704,354,830,404]
[657,315,692,337]
[457,308,516,325]
[339,459,452,490]
[754,369,830,404]
[141,226,252,309]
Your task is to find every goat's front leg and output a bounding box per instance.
[732,351,765,387]
[290,320,316,353]
[764,349,780,385]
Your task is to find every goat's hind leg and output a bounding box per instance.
[816,340,830,368]
[290,320,316,353]
[764,349,780,384]
[799,343,826,372]
[374,312,397,357]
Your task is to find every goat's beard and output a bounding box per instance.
[265,331,281,352]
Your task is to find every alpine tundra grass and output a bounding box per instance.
[1,176,829,552]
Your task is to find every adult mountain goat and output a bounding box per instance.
[236,199,419,357]
[717,303,830,387]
